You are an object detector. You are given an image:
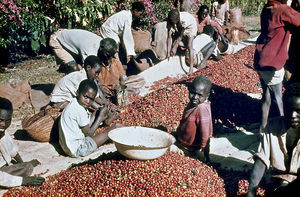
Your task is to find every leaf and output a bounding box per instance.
[33,31,39,40]
[31,39,40,52]
[191,169,196,175]
[40,34,47,47]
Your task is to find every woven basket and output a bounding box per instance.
[22,108,61,142]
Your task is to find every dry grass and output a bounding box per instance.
[0,55,64,121]
[243,15,261,31]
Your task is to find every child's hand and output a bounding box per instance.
[22,176,45,186]
[29,159,41,167]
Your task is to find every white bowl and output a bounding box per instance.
[108,126,176,160]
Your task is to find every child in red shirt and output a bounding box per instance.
[176,76,213,163]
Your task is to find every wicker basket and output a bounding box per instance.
[22,108,61,142]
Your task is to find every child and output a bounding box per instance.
[211,0,230,26]
[285,0,300,84]
[186,25,218,69]
[59,79,121,157]
[254,0,300,135]
[99,1,145,65]
[96,38,140,97]
[49,29,103,73]
[0,97,45,188]
[247,83,300,196]
[167,9,198,75]
[49,55,118,125]
[176,76,213,163]
[50,55,103,109]
[196,5,228,61]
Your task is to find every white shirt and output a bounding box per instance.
[193,34,213,53]
[0,131,23,188]
[0,131,19,168]
[57,29,102,63]
[211,0,229,26]
[59,98,90,157]
[50,69,88,103]
[100,10,136,56]
[179,12,197,37]
[0,171,23,188]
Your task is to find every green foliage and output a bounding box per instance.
[0,0,266,60]
[230,0,267,15]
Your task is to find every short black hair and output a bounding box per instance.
[132,1,145,12]
[192,75,212,93]
[0,97,13,112]
[78,79,98,95]
[203,25,215,37]
[99,38,118,57]
[198,5,209,15]
[168,9,180,22]
[84,55,102,70]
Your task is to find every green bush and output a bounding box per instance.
[0,0,266,63]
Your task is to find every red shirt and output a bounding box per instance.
[254,1,300,70]
[177,101,213,150]
[195,15,224,35]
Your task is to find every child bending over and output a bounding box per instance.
[0,97,45,188]
[167,9,197,75]
[49,55,117,125]
[59,79,121,157]
[186,25,219,69]
[176,76,213,163]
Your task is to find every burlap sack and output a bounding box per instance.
[152,21,168,60]
[132,29,152,53]
[229,7,243,27]
[0,80,31,110]
[22,108,61,142]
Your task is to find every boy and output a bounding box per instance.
[49,55,117,125]
[99,1,145,65]
[211,0,230,26]
[196,5,228,61]
[254,0,300,135]
[176,76,213,163]
[186,25,218,69]
[50,55,107,110]
[59,79,121,157]
[0,97,45,188]
[247,83,300,196]
[96,38,140,98]
[167,9,197,75]
[49,29,103,73]
[285,0,300,84]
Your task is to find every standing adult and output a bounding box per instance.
[99,1,145,65]
[254,0,300,135]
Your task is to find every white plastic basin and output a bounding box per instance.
[108,126,176,160]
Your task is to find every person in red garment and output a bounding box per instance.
[176,76,213,163]
[254,0,300,136]
[285,0,300,85]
